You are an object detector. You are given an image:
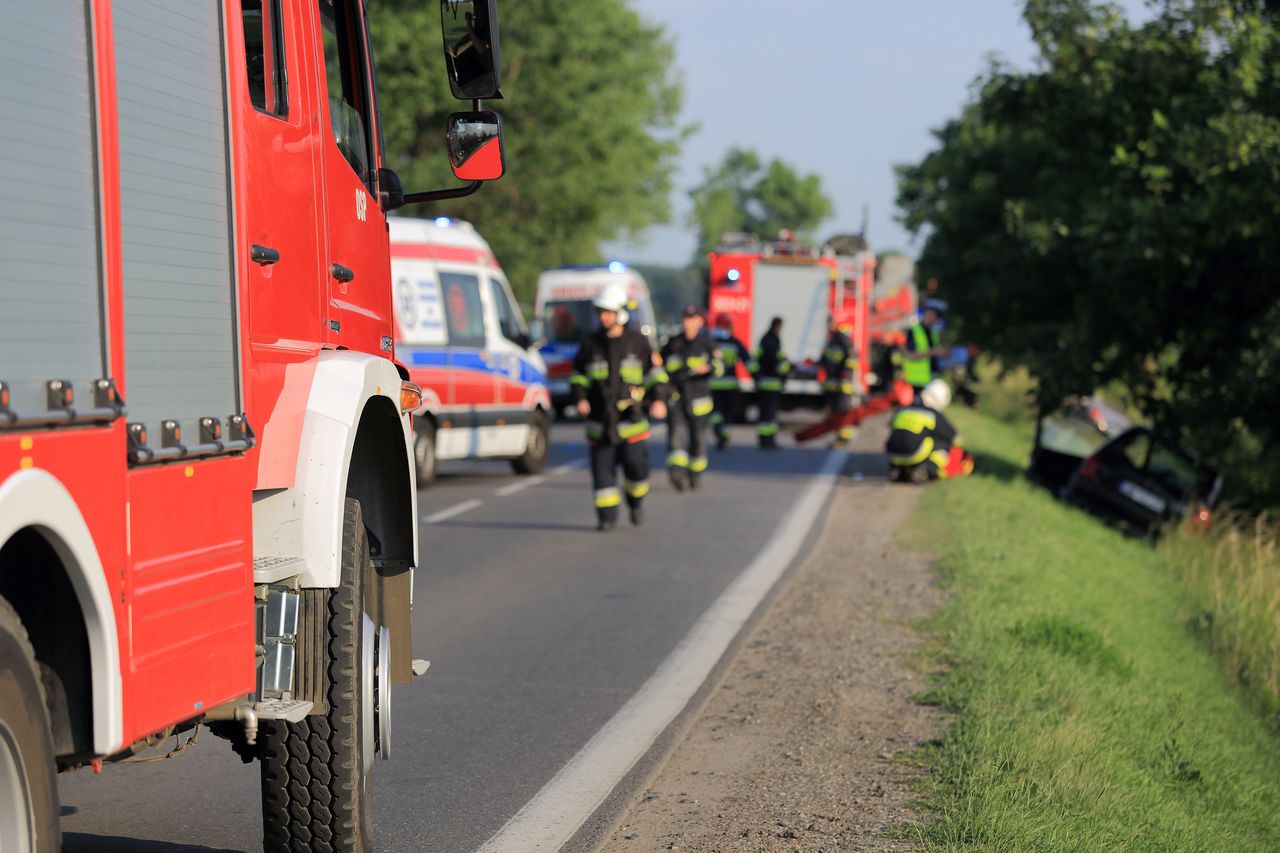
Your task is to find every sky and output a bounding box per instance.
[602,0,1148,267]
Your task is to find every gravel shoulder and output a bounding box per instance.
[598,423,943,852]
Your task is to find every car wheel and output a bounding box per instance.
[260,499,379,853]
[512,411,550,475]
[0,597,61,853]
[414,420,437,487]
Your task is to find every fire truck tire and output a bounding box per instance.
[0,597,61,853]
[414,420,437,487]
[260,499,375,853]
[512,410,550,475]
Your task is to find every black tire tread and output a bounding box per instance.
[512,410,550,475]
[261,499,371,853]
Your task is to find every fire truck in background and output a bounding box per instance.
[707,233,880,404]
[0,2,504,851]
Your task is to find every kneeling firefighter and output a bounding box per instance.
[662,305,721,490]
[885,379,974,482]
[571,284,669,530]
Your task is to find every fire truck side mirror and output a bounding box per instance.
[446,111,505,182]
[378,168,406,212]
[440,0,502,100]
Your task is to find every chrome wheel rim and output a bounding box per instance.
[361,613,375,776]
[376,625,391,761]
[0,721,35,852]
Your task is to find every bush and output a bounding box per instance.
[970,357,1037,423]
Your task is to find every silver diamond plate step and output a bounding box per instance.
[253,699,313,722]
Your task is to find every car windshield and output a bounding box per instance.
[1039,412,1109,458]
[543,300,596,344]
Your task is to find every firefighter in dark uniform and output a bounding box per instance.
[749,316,790,449]
[821,316,858,447]
[886,380,973,482]
[901,298,946,398]
[662,306,721,491]
[571,284,669,530]
[709,312,751,451]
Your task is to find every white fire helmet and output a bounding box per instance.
[593,283,630,325]
[920,379,952,411]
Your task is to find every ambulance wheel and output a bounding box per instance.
[260,499,377,853]
[512,411,550,475]
[414,420,437,487]
[0,597,60,853]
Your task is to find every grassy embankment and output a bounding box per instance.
[902,407,1280,850]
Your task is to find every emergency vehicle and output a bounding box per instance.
[533,264,659,414]
[707,233,878,402]
[0,2,503,850]
[391,217,551,484]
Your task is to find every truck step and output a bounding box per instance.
[253,699,314,722]
[411,659,431,677]
[253,555,307,584]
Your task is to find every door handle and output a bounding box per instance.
[331,263,355,283]
[251,244,281,266]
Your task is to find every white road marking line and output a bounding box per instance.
[422,498,483,525]
[549,458,587,477]
[475,449,848,853]
[494,476,546,498]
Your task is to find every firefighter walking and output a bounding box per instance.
[709,312,751,450]
[571,285,669,530]
[750,316,790,449]
[662,306,720,490]
[821,316,859,447]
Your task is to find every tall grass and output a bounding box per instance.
[1162,516,1280,722]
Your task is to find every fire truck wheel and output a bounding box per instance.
[260,499,376,853]
[512,410,550,475]
[414,420,437,487]
[0,597,61,853]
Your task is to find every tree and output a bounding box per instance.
[896,0,1280,507]
[370,1,688,299]
[688,147,834,260]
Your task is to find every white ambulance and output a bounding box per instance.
[391,217,551,484]
[533,263,659,414]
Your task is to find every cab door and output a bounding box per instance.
[488,276,535,407]
[236,0,327,488]
[315,0,392,356]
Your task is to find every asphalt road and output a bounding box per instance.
[58,420,871,853]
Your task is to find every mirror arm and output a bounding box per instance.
[402,181,483,205]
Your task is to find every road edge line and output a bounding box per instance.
[423,497,484,525]
[474,449,847,853]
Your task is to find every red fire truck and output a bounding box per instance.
[0,2,504,850]
[707,233,879,401]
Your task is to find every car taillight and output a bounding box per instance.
[1079,455,1100,480]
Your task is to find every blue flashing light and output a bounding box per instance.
[434,216,453,228]
[608,260,627,274]
[727,268,741,282]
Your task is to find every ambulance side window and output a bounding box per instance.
[489,279,526,345]
[318,0,374,183]
[243,0,288,116]
[440,272,486,348]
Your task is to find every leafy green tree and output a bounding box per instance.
[896,0,1280,507]
[370,1,688,299]
[689,147,834,260]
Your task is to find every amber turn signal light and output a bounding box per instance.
[400,381,423,413]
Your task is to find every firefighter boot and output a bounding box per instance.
[597,511,617,532]
[629,502,645,527]
[668,465,687,492]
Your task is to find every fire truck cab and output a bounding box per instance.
[0,2,504,850]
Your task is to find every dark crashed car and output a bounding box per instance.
[1062,427,1221,538]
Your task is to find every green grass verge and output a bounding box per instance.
[903,408,1280,851]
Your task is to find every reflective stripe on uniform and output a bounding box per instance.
[645,369,669,388]
[930,448,952,479]
[667,450,690,468]
[691,396,714,417]
[665,355,685,371]
[594,487,622,508]
[618,419,651,440]
[689,456,708,473]
[709,377,739,390]
[708,412,725,427]
[758,377,784,392]
[891,408,937,434]
[757,421,780,436]
[570,373,590,388]
[584,421,605,440]
[625,480,650,498]
[889,436,934,467]
[686,355,709,371]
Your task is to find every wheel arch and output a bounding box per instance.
[0,470,123,757]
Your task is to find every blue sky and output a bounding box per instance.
[602,0,1148,266]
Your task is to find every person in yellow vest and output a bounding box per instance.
[886,379,974,482]
[902,299,948,399]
